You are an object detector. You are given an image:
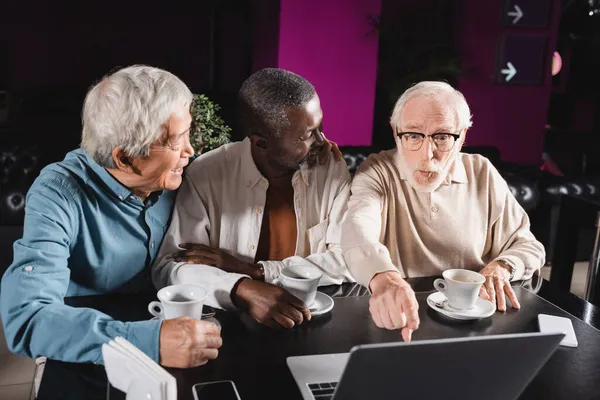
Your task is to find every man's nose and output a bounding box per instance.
[183,136,195,157]
[419,137,435,161]
[314,130,325,145]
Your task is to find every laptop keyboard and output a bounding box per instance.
[308,382,338,399]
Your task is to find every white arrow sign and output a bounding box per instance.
[501,62,517,82]
[507,4,524,24]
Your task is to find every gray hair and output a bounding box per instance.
[238,68,316,138]
[389,81,473,131]
[81,65,193,168]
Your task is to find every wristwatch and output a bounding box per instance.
[496,259,515,281]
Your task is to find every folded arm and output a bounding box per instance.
[152,174,248,310]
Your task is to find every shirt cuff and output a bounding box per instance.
[125,319,163,363]
[493,256,525,282]
[259,260,285,284]
[343,243,398,288]
[170,263,249,311]
[214,272,252,310]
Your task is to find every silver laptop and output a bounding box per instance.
[287,332,564,400]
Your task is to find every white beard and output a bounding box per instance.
[396,146,460,193]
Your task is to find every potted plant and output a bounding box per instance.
[189,94,232,154]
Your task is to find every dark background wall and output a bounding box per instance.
[1,0,598,168]
[0,0,253,159]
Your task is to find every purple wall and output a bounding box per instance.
[275,0,382,146]
[457,0,562,164]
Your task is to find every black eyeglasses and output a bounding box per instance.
[396,131,461,152]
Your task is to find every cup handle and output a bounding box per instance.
[433,278,447,295]
[148,301,164,319]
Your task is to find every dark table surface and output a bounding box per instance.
[37,278,600,400]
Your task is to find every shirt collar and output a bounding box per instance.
[237,138,266,189]
[449,155,468,184]
[237,138,311,188]
[295,169,310,186]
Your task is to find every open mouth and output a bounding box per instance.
[418,170,436,178]
[170,160,189,175]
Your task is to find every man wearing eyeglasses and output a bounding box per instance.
[341,81,545,340]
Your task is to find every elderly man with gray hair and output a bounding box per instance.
[0,65,222,368]
[341,81,545,341]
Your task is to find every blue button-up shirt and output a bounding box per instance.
[0,149,176,363]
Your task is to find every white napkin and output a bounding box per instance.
[102,336,177,400]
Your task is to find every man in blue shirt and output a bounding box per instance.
[0,65,222,368]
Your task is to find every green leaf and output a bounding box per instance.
[190,93,232,153]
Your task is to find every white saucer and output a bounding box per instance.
[426,292,495,320]
[309,292,334,316]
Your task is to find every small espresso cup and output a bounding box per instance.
[433,269,485,310]
[274,265,322,307]
[148,284,207,320]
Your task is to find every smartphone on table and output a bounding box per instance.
[192,380,242,400]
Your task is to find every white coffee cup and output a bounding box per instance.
[148,284,207,320]
[274,265,322,306]
[433,269,486,310]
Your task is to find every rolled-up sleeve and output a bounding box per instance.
[0,179,162,364]
[488,167,546,281]
[341,165,398,288]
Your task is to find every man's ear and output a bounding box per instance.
[250,133,269,151]
[391,124,402,149]
[455,128,468,152]
[459,127,468,146]
[111,147,136,173]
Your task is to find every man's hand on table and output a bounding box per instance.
[368,271,420,342]
[479,261,521,312]
[174,243,264,280]
[159,316,222,368]
[232,279,311,328]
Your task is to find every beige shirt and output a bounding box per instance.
[152,138,354,310]
[341,150,545,287]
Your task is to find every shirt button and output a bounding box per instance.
[23,266,33,272]
[151,242,155,248]
[250,244,255,250]
[256,208,262,214]
[432,205,439,213]
[118,195,124,200]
